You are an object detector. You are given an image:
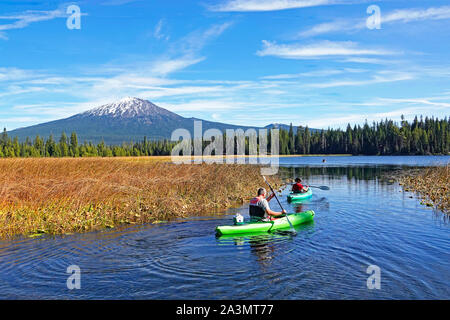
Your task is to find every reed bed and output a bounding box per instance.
[397,165,449,214]
[0,158,280,238]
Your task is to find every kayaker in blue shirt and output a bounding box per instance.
[249,188,286,221]
[292,178,309,193]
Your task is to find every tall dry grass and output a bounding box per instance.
[399,165,449,213]
[0,158,280,238]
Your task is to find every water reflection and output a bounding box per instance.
[279,165,399,182]
[286,201,306,213]
[216,222,314,271]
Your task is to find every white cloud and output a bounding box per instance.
[261,68,365,79]
[181,22,233,53]
[147,22,233,76]
[80,76,211,100]
[262,89,286,95]
[210,0,337,12]
[0,6,69,39]
[140,86,225,99]
[341,57,394,65]
[4,100,118,127]
[308,71,414,88]
[151,57,205,76]
[0,117,42,124]
[299,20,354,37]
[383,6,450,23]
[158,100,245,112]
[377,97,450,109]
[299,6,450,37]
[153,19,169,41]
[302,105,448,129]
[211,113,221,120]
[12,102,88,117]
[208,92,450,128]
[0,86,47,98]
[154,19,164,38]
[257,40,396,59]
[0,68,37,82]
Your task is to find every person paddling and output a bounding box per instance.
[292,178,309,194]
[249,188,286,221]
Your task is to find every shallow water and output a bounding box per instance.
[0,156,449,299]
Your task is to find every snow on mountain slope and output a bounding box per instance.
[8,97,309,144]
[82,97,181,119]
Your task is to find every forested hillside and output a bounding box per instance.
[1,116,448,157]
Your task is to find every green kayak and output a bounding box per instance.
[216,210,315,236]
[287,188,313,202]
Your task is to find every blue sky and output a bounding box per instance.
[1,0,450,130]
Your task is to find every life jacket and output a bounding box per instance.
[249,196,266,220]
[292,182,304,193]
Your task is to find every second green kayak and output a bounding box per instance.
[287,188,313,202]
[216,210,315,236]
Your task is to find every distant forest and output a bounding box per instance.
[0,116,449,158]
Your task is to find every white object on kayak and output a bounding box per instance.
[234,214,244,224]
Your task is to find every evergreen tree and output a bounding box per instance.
[0,116,449,158]
[70,132,79,157]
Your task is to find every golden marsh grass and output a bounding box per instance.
[398,165,449,213]
[0,157,280,238]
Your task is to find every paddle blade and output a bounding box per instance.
[309,185,330,190]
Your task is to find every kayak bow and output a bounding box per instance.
[215,210,315,236]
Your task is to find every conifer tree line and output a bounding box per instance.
[0,131,176,157]
[0,115,448,158]
[281,116,449,155]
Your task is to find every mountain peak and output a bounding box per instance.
[119,96,140,103]
[82,97,181,119]
[8,96,310,145]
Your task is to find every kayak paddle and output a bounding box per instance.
[262,176,296,235]
[288,179,329,191]
[308,185,330,190]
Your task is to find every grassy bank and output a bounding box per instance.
[0,158,280,238]
[396,165,449,213]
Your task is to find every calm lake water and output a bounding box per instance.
[0,156,449,299]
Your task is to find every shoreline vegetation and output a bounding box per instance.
[0,158,281,239]
[393,166,449,214]
[2,116,449,158]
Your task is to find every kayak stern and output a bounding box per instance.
[287,189,313,202]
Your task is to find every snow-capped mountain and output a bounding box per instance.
[82,97,181,120]
[8,97,259,144]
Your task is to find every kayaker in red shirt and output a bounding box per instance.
[292,178,309,193]
[249,188,286,221]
